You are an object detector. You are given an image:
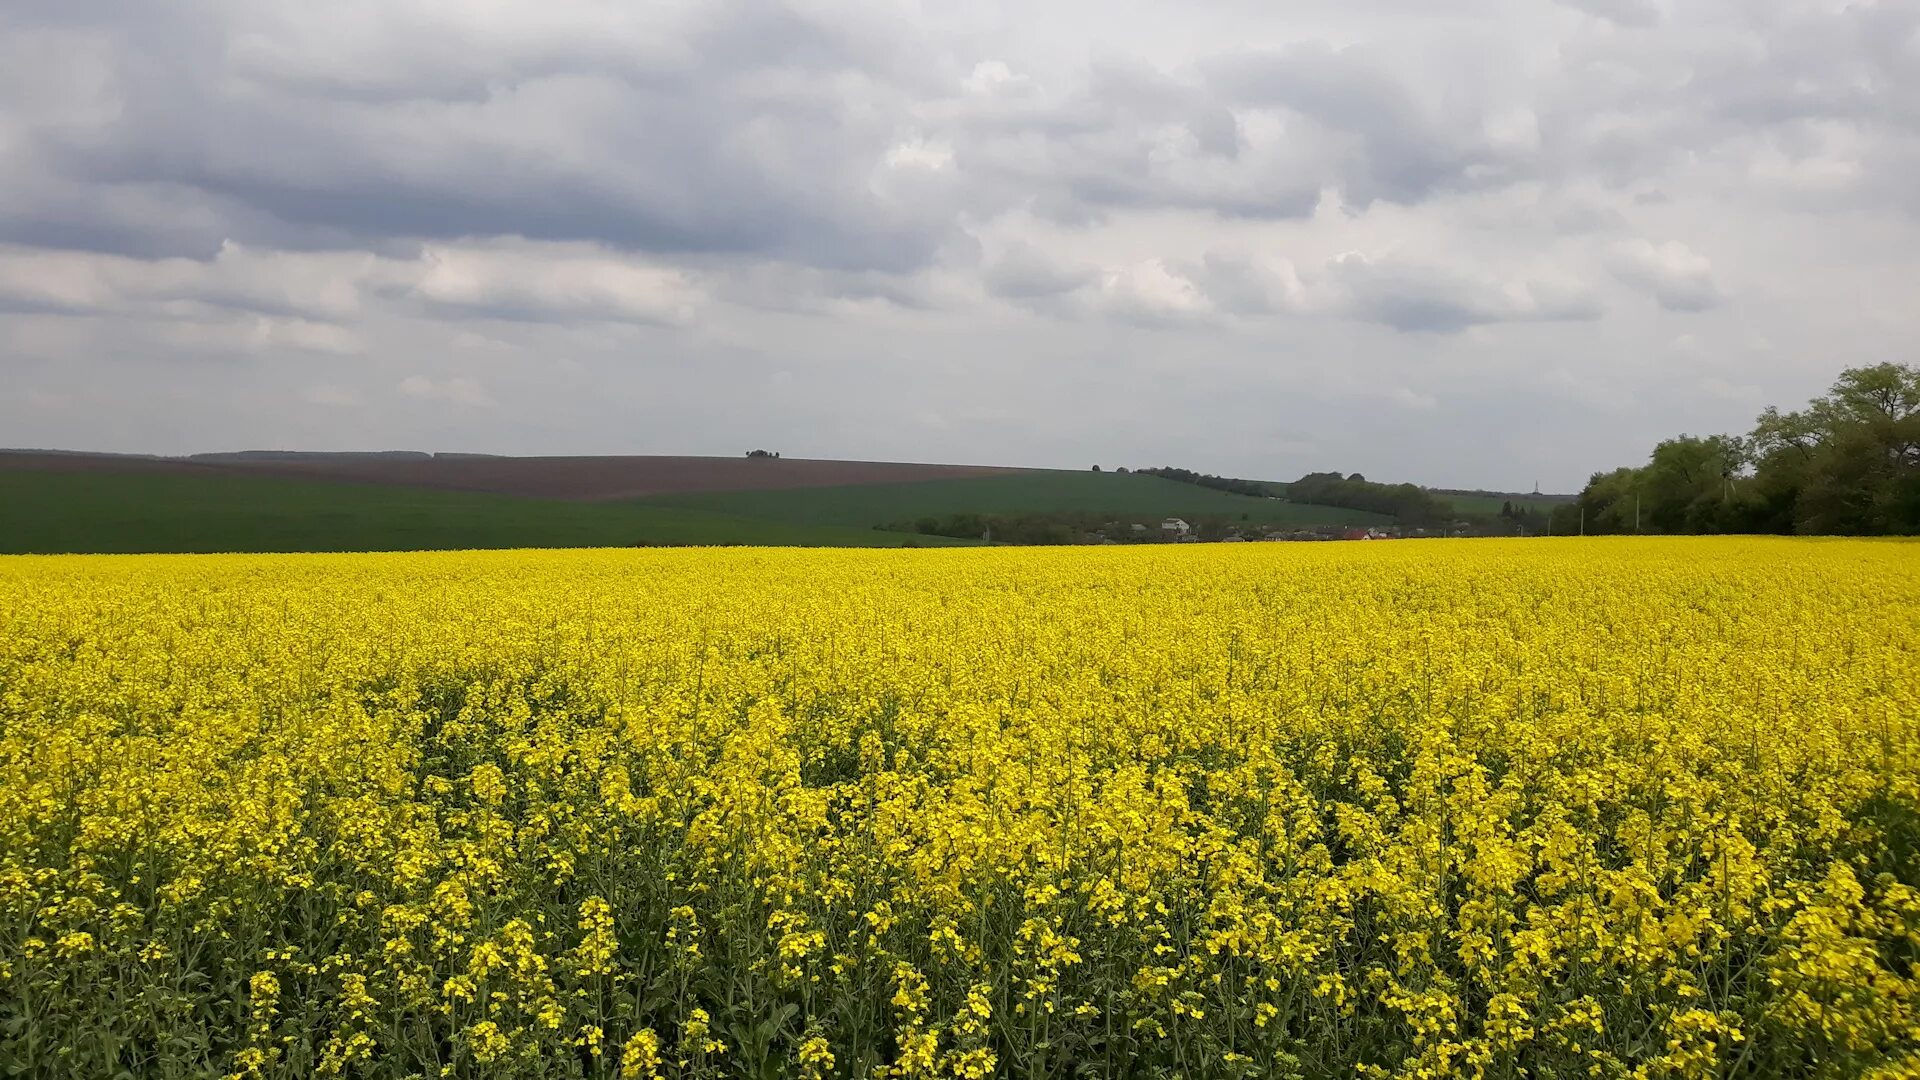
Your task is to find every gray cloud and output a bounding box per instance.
[1203,45,1515,207]
[0,239,699,328]
[0,2,1551,270]
[1323,253,1606,333]
[1556,0,1663,28]
[983,242,1608,335]
[1604,239,1726,312]
[2,0,1917,489]
[1185,253,1305,316]
[3,2,960,270]
[982,243,1098,301]
[401,243,701,326]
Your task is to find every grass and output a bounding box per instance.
[638,471,1390,528]
[0,471,974,554]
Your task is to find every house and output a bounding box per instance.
[1160,518,1191,536]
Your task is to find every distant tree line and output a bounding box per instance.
[1435,486,1566,502]
[894,513,1085,545]
[1129,464,1547,532]
[1491,500,1554,537]
[1555,362,1920,535]
[1285,472,1454,527]
[1133,467,1275,498]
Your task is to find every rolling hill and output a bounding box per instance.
[0,471,974,554]
[2,452,1388,553]
[639,471,1389,529]
[0,450,1020,500]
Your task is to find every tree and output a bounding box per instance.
[1745,363,1919,533]
[1564,362,1920,536]
[1639,434,1749,533]
[1287,472,1450,526]
[1134,467,1275,498]
[1812,362,1920,431]
[1557,467,1639,535]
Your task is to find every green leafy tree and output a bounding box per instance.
[1566,362,1920,536]
[1640,434,1749,533]
[1556,467,1640,535]
[1792,364,1920,533]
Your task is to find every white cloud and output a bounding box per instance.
[1384,385,1439,411]
[1094,260,1213,325]
[1,0,1917,488]
[405,242,701,326]
[1186,253,1309,315]
[1556,0,1662,28]
[245,316,364,356]
[0,242,372,321]
[963,61,1033,97]
[982,249,1214,325]
[0,239,698,337]
[1321,252,1606,332]
[398,375,496,408]
[883,137,956,172]
[301,383,362,407]
[984,243,1604,335]
[982,242,1098,302]
[1605,239,1726,311]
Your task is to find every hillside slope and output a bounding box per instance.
[0,471,971,553]
[641,472,1389,529]
[0,451,1023,501]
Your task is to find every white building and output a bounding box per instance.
[1160,517,1191,535]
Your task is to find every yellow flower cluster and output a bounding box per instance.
[0,538,1916,1078]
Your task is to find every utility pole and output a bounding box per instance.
[1634,495,1641,533]
[1579,506,1585,537]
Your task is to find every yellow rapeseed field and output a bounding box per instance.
[1,539,1917,1079]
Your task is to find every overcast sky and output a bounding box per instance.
[3,0,1915,489]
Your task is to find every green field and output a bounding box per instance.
[1,467,1388,555]
[640,471,1389,528]
[0,472,972,554]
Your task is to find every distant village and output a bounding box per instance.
[1086,518,1444,544]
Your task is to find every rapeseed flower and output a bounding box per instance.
[0,538,1914,1077]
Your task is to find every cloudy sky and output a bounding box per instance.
[3,0,1915,489]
